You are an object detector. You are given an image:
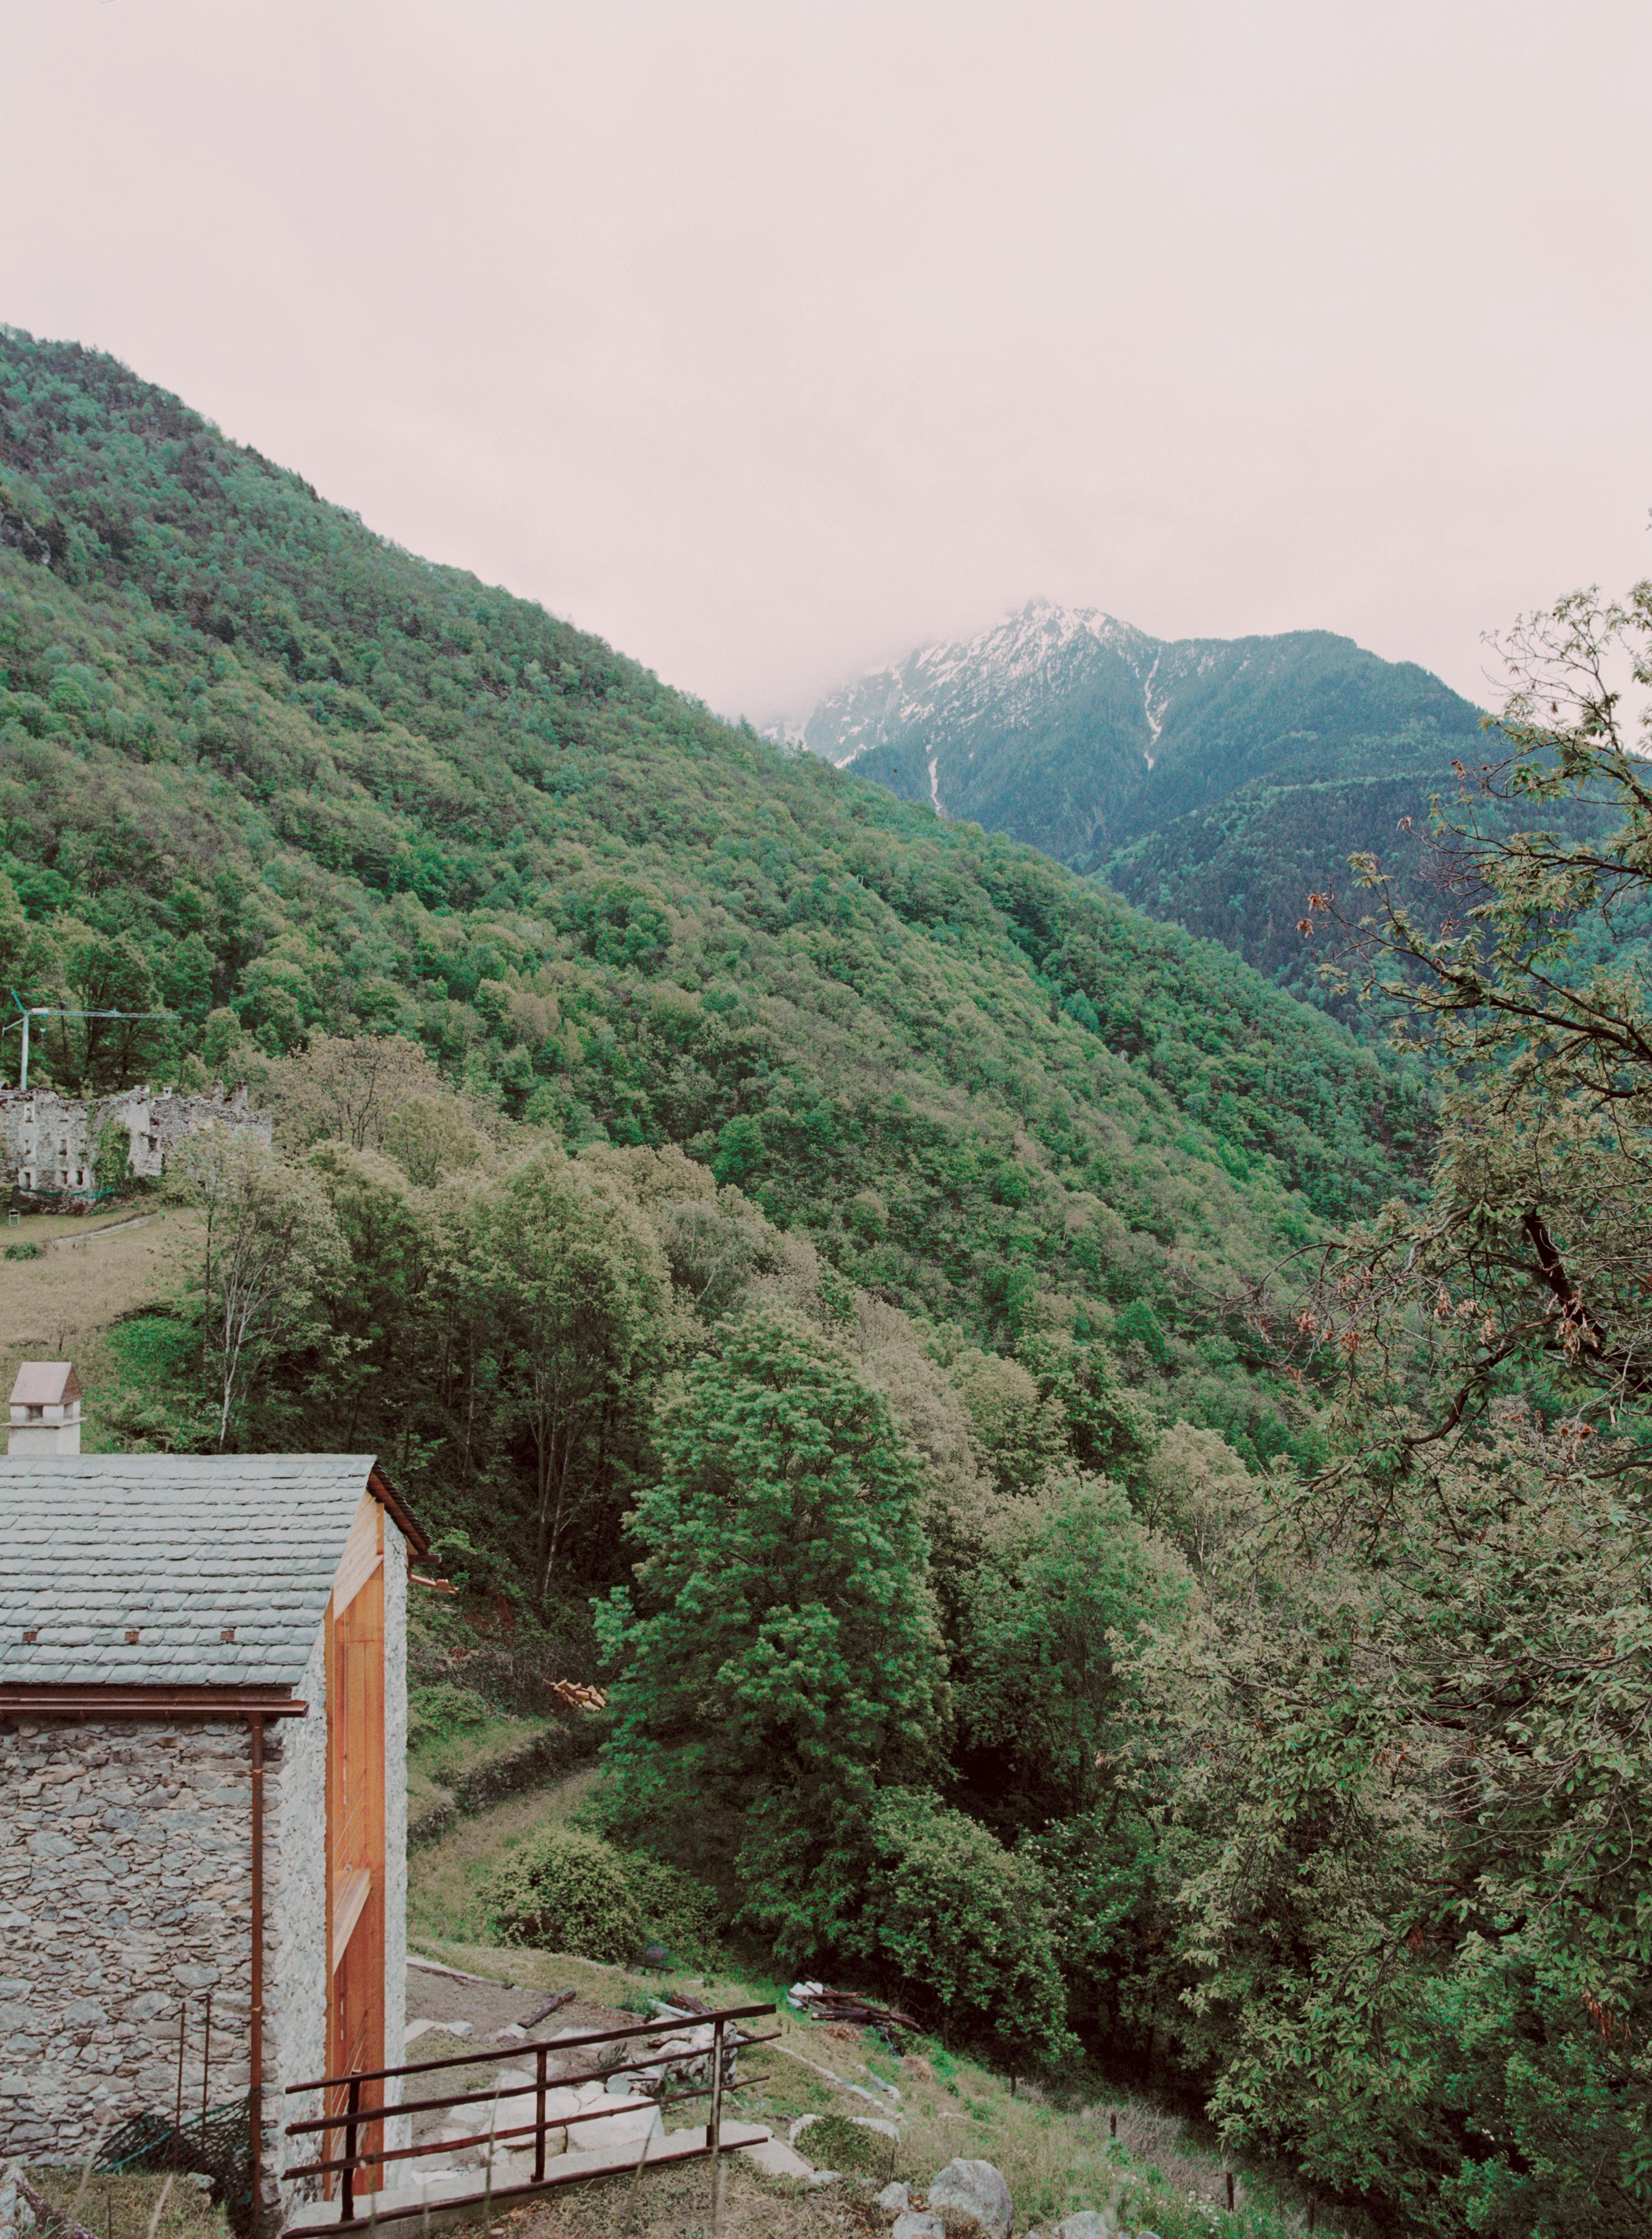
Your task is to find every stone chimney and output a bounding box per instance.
[8,1361,82,1455]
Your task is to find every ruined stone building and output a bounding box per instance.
[0,1366,428,2220]
[0,1082,269,1206]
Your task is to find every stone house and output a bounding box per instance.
[0,1365,429,2224]
[0,1082,269,1206]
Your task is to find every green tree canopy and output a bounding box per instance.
[956,1472,1188,1829]
[449,1144,675,1602]
[597,1305,947,1956]
[1150,581,1652,2236]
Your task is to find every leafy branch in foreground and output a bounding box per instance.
[1276,581,1652,1455]
[1139,1409,1652,2237]
[1159,579,1652,2232]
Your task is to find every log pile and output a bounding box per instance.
[786,1980,920,2034]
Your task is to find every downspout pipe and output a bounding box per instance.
[249,1712,265,2237]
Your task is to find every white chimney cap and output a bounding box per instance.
[8,1362,83,1455]
[10,1362,81,1410]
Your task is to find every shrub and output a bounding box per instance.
[406,1681,491,1750]
[482,1825,726,1966]
[624,1853,722,1963]
[1019,1803,1158,2035]
[794,2115,894,2178]
[3,1242,41,1260]
[93,1119,134,1197]
[848,1788,1073,2071]
[484,1828,642,1962]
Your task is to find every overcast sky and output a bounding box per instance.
[4,1,1649,721]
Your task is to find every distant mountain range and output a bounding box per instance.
[781,599,1488,996]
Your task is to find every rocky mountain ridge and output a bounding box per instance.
[782,598,1487,994]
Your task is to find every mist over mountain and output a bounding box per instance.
[786,598,1488,993]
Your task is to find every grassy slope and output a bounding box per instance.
[409,1779,1324,2239]
[409,1760,604,1949]
[23,2169,229,2239]
[0,1201,198,1428]
[0,329,1427,1466]
[406,1709,561,1843]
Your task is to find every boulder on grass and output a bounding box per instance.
[927,2157,1013,2239]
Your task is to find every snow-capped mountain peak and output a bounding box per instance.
[772,601,1483,989]
[792,599,1161,772]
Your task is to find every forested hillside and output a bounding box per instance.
[0,328,1423,1471]
[792,598,1488,999]
[7,327,1645,2236]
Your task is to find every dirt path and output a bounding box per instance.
[409,1761,601,1948]
[57,1212,155,1243]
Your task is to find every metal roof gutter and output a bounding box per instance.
[0,1683,307,1717]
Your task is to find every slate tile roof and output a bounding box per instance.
[0,1453,379,1687]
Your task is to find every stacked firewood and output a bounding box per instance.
[549,1678,608,1710]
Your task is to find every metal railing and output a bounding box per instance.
[280,2002,777,2234]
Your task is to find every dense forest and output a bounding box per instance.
[1104,734,1457,989]
[3,329,1647,2236]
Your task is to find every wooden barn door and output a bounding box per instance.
[325,1497,387,2188]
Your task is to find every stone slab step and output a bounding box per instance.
[739,2135,817,2178]
[284,2120,773,2234]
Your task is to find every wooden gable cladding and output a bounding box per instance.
[332,1490,384,1619]
[324,1493,387,2180]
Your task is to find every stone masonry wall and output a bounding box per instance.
[3,1558,408,2200]
[0,1716,267,2162]
[265,1628,327,2213]
[0,1083,269,1204]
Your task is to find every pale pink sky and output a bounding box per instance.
[4,1,1649,721]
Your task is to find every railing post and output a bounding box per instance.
[343,2075,361,2226]
[707,2017,725,2158]
[708,2016,726,2234]
[278,2002,780,2234]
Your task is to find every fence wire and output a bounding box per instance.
[96,2097,256,2236]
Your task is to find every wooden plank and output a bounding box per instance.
[325,1535,387,2188]
[331,1869,371,1969]
[332,1492,383,1617]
